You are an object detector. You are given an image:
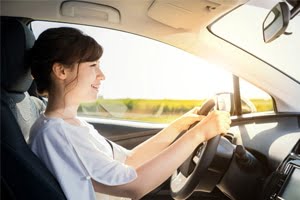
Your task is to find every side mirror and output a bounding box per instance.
[215,92,234,114]
[263,2,290,43]
[215,92,257,115]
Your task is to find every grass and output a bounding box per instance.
[78,98,273,123]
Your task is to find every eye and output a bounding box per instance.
[89,61,100,67]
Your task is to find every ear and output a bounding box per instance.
[52,63,67,80]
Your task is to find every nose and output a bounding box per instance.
[96,67,105,80]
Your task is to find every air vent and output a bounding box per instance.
[292,139,300,155]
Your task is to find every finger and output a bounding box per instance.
[220,132,226,136]
[187,115,205,123]
[198,115,206,120]
[220,125,230,135]
[224,117,231,125]
[228,118,232,125]
[218,112,231,123]
[218,110,230,117]
[218,119,230,131]
[193,114,206,119]
[188,113,205,118]
[225,123,231,131]
[192,106,201,114]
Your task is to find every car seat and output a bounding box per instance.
[0,17,67,200]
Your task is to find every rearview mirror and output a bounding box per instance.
[263,2,290,43]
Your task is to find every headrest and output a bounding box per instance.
[1,17,35,92]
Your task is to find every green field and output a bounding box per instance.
[78,98,273,123]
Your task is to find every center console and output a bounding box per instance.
[263,139,300,200]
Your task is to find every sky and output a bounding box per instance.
[31,21,270,100]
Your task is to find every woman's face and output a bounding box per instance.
[65,60,105,104]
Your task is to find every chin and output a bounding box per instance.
[81,94,98,103]
[86,96,97,102]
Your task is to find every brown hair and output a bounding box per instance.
[29,27,103,95]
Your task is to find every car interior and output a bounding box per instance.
[1,0,300,200]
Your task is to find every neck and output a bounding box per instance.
[45,92,79,119]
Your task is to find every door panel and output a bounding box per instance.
[87,119,162,149]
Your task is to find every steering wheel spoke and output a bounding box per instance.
[192,143,205,164]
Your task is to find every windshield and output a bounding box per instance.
[210,3,300,83]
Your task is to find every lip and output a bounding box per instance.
[91,84,100,90]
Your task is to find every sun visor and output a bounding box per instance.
[60,1,120,24]
[147,0,242,30]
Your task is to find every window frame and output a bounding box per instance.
[29,20,275,126]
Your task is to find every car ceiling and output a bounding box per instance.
[2,0,248,46]
[2,0,300,112]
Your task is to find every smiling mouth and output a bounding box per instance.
[91,84,100,90]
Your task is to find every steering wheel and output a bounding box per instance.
[170,98,222,200]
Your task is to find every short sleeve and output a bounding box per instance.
[110,141,133,163]
[63,125,137,186]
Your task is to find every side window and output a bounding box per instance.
[239,79,274,113]
[31,21,273,124]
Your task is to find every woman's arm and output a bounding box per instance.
[92,110,231,199]
[126,107,204,168]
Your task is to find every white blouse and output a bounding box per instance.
[28,114,137,200]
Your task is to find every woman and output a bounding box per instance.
[28,27,231,200]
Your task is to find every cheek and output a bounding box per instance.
[77,75,95,91]
[76,68,97,86]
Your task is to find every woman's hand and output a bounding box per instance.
[191,110,231,142]
[169,107,205,133]
[127,107,205,168]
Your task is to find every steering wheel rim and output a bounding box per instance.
[170,98,221,200]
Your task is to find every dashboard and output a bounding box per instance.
[222,115,300,200]
[263,139,300,200]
